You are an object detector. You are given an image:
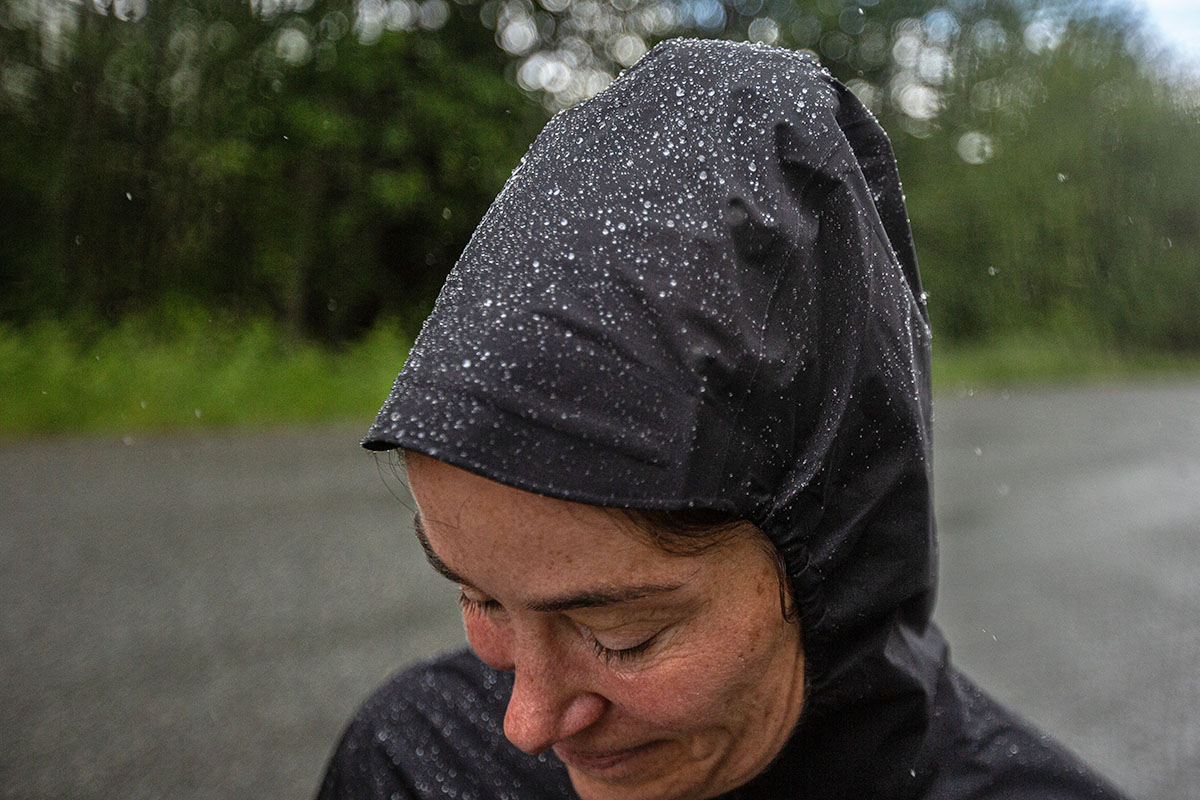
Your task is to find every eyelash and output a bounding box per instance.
[458,592,502,615]
[591,635,656,664]
[457,591,657,664]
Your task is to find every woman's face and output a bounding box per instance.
[405,452,806,800]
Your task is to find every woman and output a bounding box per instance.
[318,39,1128,799]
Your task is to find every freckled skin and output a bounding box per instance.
[406,452,806,800]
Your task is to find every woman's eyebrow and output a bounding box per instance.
[524,584,684,613]
[411,513,683,611]
[412,514,470,585]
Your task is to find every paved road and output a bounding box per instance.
[1,382,1197,800]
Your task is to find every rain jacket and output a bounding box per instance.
[318,38,1129,799]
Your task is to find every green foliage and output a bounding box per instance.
[931,335,1200,389]
[891,8,1200,351]
[0,307,411,435]
[0,0,546,341]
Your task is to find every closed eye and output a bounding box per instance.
[458,591,502,615]
[588,632,659,664]
[461,590,662,665]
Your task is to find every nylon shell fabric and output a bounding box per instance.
[343,38,1130,799]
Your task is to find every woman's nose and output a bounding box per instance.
[502,642,606,754]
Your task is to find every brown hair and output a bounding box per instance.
[615,508,798,623]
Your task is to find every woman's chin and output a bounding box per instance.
[567,773,692,800]
[558,742,715,800]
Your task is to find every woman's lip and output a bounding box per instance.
[553,740,660,773]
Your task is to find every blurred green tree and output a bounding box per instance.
[1,0,1197,352]
[0,0,545,340]
[877,3,1200,350]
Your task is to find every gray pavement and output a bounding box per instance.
[930,380,1200,800]
[1,381,1197,799]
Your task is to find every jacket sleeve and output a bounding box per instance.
[315,710,419,800]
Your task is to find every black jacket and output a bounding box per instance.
[320,38,1129,799]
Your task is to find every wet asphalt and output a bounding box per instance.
[0,381,1197,800]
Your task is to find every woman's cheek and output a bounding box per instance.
[627,645,744,726]
[463,614,514,670]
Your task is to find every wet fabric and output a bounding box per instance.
[317,651,1121,799]
[324,38,1130,798]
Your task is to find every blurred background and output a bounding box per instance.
[2,0,1199,431]
[1,0,1198,798]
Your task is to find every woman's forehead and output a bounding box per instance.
[405,453,756,605]
[405,451,616,532]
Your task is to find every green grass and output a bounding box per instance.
[0,309,412,437]
[931,335,1200,390]
[3,315,1198,438]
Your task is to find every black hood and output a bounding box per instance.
[366,38,941,794]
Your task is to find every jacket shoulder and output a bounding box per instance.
[315,649,574,800]
[919,670,1133,800]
